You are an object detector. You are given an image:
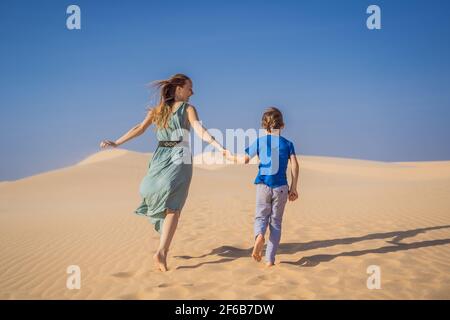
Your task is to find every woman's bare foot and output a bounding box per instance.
[265,262,275,268]
[252,234,265,262]
[153,250,168,272]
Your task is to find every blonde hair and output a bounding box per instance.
[146,74,191,129]
[261,107,284,133]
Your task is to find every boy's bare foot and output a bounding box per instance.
[252,234,265,262]
[265,262,275,268]
[153,250,168,272]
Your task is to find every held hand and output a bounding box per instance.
[222,149,234,162]
[100,140,118,149]
[288,188,298,201]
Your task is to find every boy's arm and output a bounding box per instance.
[289,154,299,201]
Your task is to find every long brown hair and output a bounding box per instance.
[261,107,284,133]
[147,74,191,129]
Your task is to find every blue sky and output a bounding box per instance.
[1,0,450,181]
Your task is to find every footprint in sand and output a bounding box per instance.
[111,271,135,278]
[119,293,140,300]
[157,283,171,288]
[119,290,155,300]
[119,284,173,300]
[182,283,194,287]
[245,274,269,285]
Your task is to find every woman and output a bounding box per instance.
[100,74,228,272]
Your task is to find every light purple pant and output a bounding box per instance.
[254,183,289,264]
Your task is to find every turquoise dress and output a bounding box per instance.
[134,102,193,233]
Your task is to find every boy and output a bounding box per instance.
[225,107,299,266]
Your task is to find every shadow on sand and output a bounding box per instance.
[174,225,450,269]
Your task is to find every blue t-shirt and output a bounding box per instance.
[245,135,296,188]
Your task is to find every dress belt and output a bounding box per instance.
[158,140,182,148]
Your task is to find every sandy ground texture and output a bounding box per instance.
[0,149,449,299]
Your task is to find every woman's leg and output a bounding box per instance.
[154,210,180,271]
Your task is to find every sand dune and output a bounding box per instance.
[0,149,449,299]
[76,149,146,166]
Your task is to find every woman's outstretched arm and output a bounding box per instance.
[186,105,226,153]
[100,109,154,148]
[228,153,251,164]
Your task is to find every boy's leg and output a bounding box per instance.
[253,184,272,261]
[266,185,289,265]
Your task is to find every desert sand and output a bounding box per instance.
[0,149,449,299]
